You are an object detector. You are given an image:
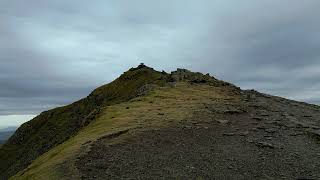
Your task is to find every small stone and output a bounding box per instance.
[239,131,249,136]
[303,115,312,118]
[256,142,275,149]
[265,121,274,124]
[216,119,230,124]
[224,109,243,114]
[257,125,266,130]
[252,117,263,121]
[265,129,277,133]
[285,123,296,128]
[246,139,254,143]
[183,125,192,129]
[186,165,196,169]
[307,130,320,138]
[126,107,130,109]
[289,132,303,136]
[227,164,234,169]
[223,133,235,136]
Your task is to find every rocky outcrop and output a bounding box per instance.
[169,68,239,89]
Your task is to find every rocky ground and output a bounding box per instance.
[76,89,320,180]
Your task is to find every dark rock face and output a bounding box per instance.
[170,68,214,83]
[169,68,239,90]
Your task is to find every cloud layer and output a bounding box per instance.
[1,0,320,120]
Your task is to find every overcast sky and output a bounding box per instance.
[1,1,320,128]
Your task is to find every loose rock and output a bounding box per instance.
[216,119,230,124]
[223,133,235,136]
[256,142,275,149]
[239,131,249,136]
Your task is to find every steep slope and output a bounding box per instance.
[0,65,169,179]
[2,66,320,179]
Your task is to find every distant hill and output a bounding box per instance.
[0,131,15,144]
[1,65,320,180]
[0,127,17,144]
[0,126,17,132]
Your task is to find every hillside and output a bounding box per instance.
[0,64,168,179]
[1,65,320,180]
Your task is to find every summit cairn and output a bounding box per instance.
[138,63,146,69]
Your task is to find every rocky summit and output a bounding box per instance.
[1,65,320,180]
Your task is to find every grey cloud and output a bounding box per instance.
[0,0,320,118]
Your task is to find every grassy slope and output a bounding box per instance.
[0,66,166,179]
[11,83,237,179]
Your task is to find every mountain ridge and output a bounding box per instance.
[0,64,237,179]
[1,65,320,179]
